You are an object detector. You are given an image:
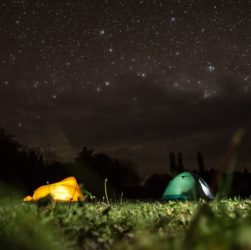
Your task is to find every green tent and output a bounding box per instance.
[162,172,214,201]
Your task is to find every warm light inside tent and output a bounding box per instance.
[23,176,85,202]
[53,186,72,200]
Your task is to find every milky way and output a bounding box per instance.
[0,0,250,176]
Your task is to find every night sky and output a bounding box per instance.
[0,0,250,177]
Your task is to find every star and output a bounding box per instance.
[203,90,211,98]
[137,72,146,78]
[207,64,216,72]
[170,17,176,22]
[96,86,102,92]
[100,29,105,36]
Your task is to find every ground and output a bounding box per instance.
[1,198,251,250]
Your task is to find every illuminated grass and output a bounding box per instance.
[1,199,251,249]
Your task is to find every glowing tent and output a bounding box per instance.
[162,172,214,201]
[23,176,85,202]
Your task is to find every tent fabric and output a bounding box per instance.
[162,172,214,201]
[23,176,85,202]
[23,195,33,202]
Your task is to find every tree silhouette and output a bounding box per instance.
[144,173,171,199]
[169,152,177,176]
[197,152,205,174]
[75,147,140,195]
[177,152,184,172]
[0,128,69,192]
[0,129,23,182]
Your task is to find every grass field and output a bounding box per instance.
[1,198,251,250]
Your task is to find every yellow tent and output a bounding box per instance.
[23,176,85,202]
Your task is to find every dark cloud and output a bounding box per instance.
[2,72,250,175]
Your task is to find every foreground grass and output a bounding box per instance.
[1,198,251,249]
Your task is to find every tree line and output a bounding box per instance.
[0,128,139,197]
[0,128,250,199]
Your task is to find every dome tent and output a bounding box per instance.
[23,176,85,202]
[162,172,214,201]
